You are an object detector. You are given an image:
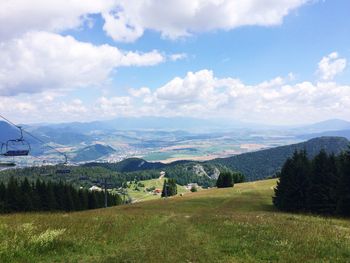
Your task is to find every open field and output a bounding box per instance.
[127,177,189,202]
[1,179,350,262]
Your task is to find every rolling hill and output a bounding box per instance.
[73,144,116,162]
[210,136,350,181]
[84,157,168,172]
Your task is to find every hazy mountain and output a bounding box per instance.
[0,121,22,142]
[298,129,350,140]
[29,117,276,133]
[296,119,350,133]
[31,126,93,145]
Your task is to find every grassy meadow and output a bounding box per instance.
[0,179,350,262]
[127,177,189,202]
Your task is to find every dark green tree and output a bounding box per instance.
[161,179,177,197]
[308,150,339,214]
[336,148,350,216]
[273,150,310,212]
[216,172,234,188]
[20,178,33,211]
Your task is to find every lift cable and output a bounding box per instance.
[0,113,68,163]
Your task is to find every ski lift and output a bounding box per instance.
[0,162,16,168]
[56,154,71,174]
[1,126,30,157]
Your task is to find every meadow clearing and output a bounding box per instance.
[0,179,349,262]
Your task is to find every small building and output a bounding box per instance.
[89,185,103,192]
[153,188,162,194]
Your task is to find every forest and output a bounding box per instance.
[0,177,122,213]
[273,148,350,216]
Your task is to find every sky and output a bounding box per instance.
[0,0,350,125]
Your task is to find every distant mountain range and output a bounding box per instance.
[2,118,350,167]
[0,121,21,142]
[297,119,350,133]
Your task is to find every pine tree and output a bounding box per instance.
[161,179,168,197]
[308,151,339,214]
[46,181,57,211]
[79,190,89,210]
[336,148,350,216]
[216,172,234,188]
[273,151,310,212]
[0,182,6,212]
[88,191,97,209]
[161,179,177,197]
[20,178,33,211]
[63,185,75,211]
[6,177,21,212]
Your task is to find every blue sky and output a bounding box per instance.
[0,0,349,124]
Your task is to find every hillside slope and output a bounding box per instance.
[1,179,349,262]
[84,157,168,172]
[73,144,116,162]
[210,136,350,181]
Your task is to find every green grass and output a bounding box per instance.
[127,178,189,202]
[1,179,350,262]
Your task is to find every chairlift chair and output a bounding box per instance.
[56,154,71,174]
[1,126,30,157]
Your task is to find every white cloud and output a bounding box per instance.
[0,0,310,43]
[0,31,165,96]
[129,87,151,97]
[102,11,144,43]
[318,52,347,80]
[0,0,114,40]
[169,53,187,61]
[94,96,132,117]
[126,66,350,124]
[2,52,350,125]
[103,0,309,42]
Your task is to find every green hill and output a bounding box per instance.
[73,144,116,162]
[1,179,349,262]
[209,136,350,181]
[84,157,167,172]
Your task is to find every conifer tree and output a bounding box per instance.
[273,150,310,211]
[0,182,6,212]
[336,148,350,216]
[308,150,339,214]
[6,177,21,212]
[216,172,234,188]
[20,178,33,211]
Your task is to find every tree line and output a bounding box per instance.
[0,177,122,213]
[273,148,350,216]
